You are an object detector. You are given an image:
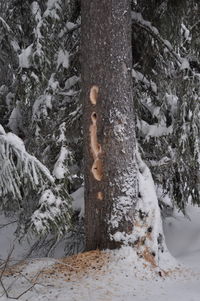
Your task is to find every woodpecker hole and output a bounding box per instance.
[97,192,103,200]
[89,111,103,181]
[90,85,99,105]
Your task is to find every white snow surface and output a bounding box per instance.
[8,101,23,135]
[44,0,61,20]
[180,58,190,70]
[64,75,79,90]
[19,44,33,68]
[32,94,52,121]
[57,49,69,70]
[0,124,6,135]
[66,21,76,30]
[71,186,84,217]
[1,200,200,300]
[132,68,157,93]
[138,119,173,139]
[6,132,25,152]
[53,146,72,179]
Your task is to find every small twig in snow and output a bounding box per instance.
[0,220,18,230]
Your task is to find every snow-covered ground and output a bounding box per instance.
[0,203,200,301]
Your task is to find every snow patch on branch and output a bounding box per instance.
[31,188,71,236]
[32,95,52,121]
[0,125,54,202]
[132,69,157,93]
[44,0,62,20]
[53,146,73,180]
[131,12,159,35]
[138,119,173,139]
[0,17,11,32]
[131,11,182,65]
[19,44,33,68]
[57,49,69,70]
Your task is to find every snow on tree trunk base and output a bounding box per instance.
[111,150,176,269]
[81,0,175,267]
[72,158,175,268]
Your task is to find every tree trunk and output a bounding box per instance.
[81,0,138,250]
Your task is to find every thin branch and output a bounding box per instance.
[131,11,182,65]
[0,260,42,300]
[0,245,15,298]
[2,272,41,300]
[0,246,14,279]
[0,220,18,230]
[190,20,200,33]
[131,11,200,79]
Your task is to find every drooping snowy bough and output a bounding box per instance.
[0,124,72,236]
[0,125,54,199]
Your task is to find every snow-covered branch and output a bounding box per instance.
[131,11,182,65]
[0,125,54,201]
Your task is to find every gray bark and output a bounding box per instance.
[82,0,137,250]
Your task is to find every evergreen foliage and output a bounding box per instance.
[0,0,81,237]
[0,0,199,248]
[132,0,200,212]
